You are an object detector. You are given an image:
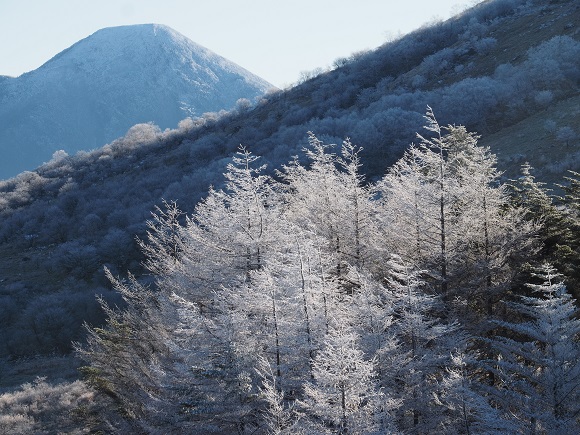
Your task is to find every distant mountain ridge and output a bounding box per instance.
[0,24,274,178]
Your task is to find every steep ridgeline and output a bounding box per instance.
[0,24,274,178]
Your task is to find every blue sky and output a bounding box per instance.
[0,0,476,88]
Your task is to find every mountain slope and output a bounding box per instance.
[0,0,578,365]
[0,24,274,178]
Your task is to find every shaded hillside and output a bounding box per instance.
[0,0,578,363]
[0,24,274,178]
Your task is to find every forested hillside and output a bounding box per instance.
[0,0,579,432]
[75,113,579,433]
[3,110,579,433]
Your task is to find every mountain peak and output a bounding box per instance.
[0,24,275,178]
[39,23,270,87]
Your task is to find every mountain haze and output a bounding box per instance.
[0,24,274,178]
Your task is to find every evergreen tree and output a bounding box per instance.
[76,269,195,431]
[434,349,518,434]
[279,133,381,289]
[379,108,479,302]
[336,138,383,272]
[452,135,533,320]
[383,254,462,433]
[178,145,280,300]
[299,325,396,434]
[554,170,580,298]
[76,124,563,433]
[256,357,302,435]
[507,163,565,289]
[138,199,185,276]
[380,109,533,324]
[488,264,580,434]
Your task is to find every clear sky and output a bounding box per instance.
[0,0,477,88]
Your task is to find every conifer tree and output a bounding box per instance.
[452,136,534,323]
[383,254,462,432]
[256,357,302,435]
[178,145,280,300]
[507,163,564,280]
[76,269,195,431]
[138,199,185,276]
[279,134,380,289]
[554,170,580,297]
[299,325,396,434]
[379,108,473,302]
[434,349,518,434]
[279,133,344,278]
[380,109,533,323]
[76,123,560,433]
[336,138,383,272]
[488,264,580,434]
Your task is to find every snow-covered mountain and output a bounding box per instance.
[0,24,275,178]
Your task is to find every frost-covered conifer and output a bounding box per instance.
[76,269,194,431]
[279,134,380,287]
[379,108,533,322]
[299,325,396,434]
[489,264,580,434]
[383,254,463,432]
[434,349,518,434]
[138,199,185,276]
[179,145,280,298]
[256,357,303,435]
